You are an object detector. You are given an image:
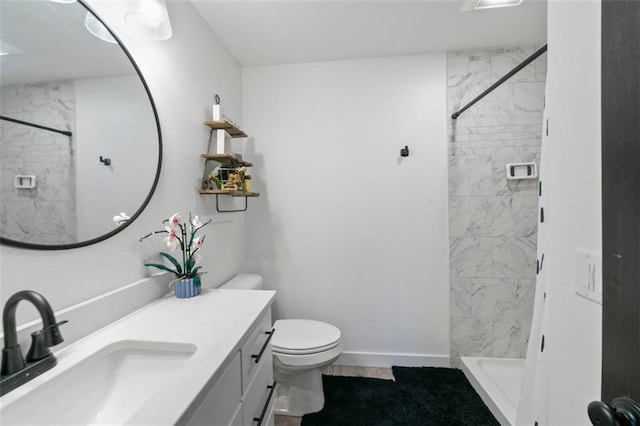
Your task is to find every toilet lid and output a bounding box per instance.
[272,319,341,354]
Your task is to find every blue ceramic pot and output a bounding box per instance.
[174,276,201,298]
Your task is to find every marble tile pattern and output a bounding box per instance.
[447,48,546,364]
[0,82,77,243]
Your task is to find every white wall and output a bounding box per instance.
[75,75,157,240]
[543,0,602,423]
[0,1,246,326]
[242,54,450,366]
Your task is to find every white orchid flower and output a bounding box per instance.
[192,235,204,250]
[168,212,181,228]
[112,212,130,225]
[164,226,179,251]
[192,215,203,229]
[140,211,211,279]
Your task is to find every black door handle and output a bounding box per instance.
[588,397,640,426]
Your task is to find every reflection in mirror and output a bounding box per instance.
[0,0,161,249]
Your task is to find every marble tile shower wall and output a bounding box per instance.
[447,48,546,366]
[0,82,77,244]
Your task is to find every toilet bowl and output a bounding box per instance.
[219,274,343,417]
[271,319,343,416]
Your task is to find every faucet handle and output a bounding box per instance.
[44,320,68,347]
[26,320,68,363]
[26,331,49,362]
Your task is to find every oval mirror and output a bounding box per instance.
[0,0,162,249]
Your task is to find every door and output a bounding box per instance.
[589,0,640,423]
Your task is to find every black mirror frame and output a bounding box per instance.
[0,0,162,250]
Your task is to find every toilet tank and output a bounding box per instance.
[219,274,264,290]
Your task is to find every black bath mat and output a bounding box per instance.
[300,367,500,426]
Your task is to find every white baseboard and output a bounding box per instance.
[335,351,450,368]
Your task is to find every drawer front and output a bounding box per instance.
[184,351,242,426]
[263,402,275,426]
[241,308,273,393]
[253,389,275,426]
[261,392,275,426]
[242,346,275,426]
[229,404,244,426]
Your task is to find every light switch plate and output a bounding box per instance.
[575,250,602,304]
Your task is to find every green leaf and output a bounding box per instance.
[144,263,178,275]
[192,266,202,275]
[160,252,182,274]
[186,257,195,274]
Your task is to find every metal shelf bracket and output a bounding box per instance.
[215,194,249,213]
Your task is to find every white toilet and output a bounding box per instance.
[219,274,343,417]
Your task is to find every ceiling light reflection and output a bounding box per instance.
[84,12,117,44]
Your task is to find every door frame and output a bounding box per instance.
[601,0,640,402]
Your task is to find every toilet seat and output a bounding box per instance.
[272,319,342,355]
[273,340,341,355]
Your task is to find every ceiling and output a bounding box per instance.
[0,0,134,86]
[191,0,548,67]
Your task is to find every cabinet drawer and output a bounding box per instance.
[254,387,275,426]
[185,351,242,426]
[242,346,274,426]
[240,308,273,393]
[229,404,243,426]
[262,400,275,426]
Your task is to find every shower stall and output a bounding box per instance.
[447,46,547,425]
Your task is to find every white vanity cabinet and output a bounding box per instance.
[0,288,277,426]
[241,310,275,426]
[183,308,275,426]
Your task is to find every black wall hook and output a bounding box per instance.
[99,156,111,166]
[400,146,410,157]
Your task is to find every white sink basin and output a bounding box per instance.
[1,340,196,425]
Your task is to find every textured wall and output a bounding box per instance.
[447,47,546,365]
[543,1,602,423]
[243,53,451,367]
[0,1,245,327]
[0,81,77,244]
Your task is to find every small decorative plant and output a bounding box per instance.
[206,167,222,190]
[139,212,212,282]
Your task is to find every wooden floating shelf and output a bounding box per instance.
[200,153,253,167]
[199,190,260,197]
[204,120,248,138]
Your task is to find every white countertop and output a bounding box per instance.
[0,288,276,424]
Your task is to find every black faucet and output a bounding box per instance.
[1,290,67,396]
